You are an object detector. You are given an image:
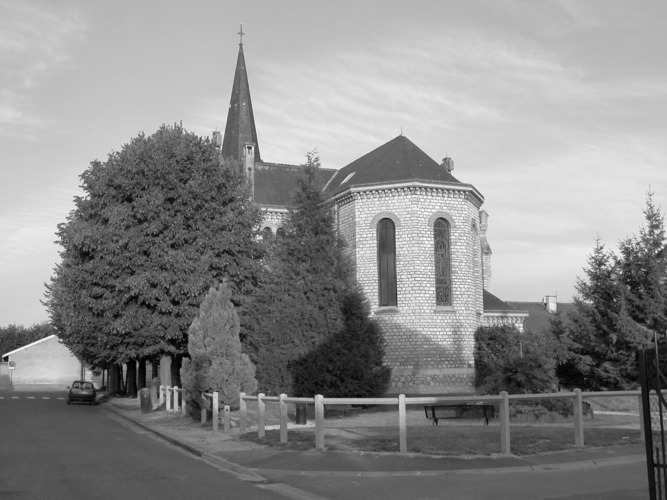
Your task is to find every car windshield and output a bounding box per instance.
[72,382,81,389]
[82,383,93,389]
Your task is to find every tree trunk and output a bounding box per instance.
[170,355,182,388]
[137,360,147,389]
[151,360,159,382]
[126,361,137,398]
[109,364,119,393]
[116,363,124,394]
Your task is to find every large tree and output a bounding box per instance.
[246,153,361,395]
[557,194,664,390]
[618,192,667,338]
[45,124,263,393]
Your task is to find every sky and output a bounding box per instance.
[1,0,665,327]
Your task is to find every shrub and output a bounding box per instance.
[180,283,257,408]
[291,289,391,397]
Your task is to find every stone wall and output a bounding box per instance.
[336,185,484,394]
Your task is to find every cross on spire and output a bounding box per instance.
[238,24,245,45]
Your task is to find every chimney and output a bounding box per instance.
[441,157,454,174]
[543,295,557,314]
[212,130,222,149]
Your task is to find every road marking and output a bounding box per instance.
[42,397,51,399]
[11,397,19,399]
[27,396,35,399]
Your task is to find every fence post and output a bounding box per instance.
[212,392,219,432]
[239,392,247,434]
[499,391,510,455]
[398,394,407,454]
[279,394,288,444]
[638,394,645,443]
[201,393,207,424]
[159,385,164,407]
[180,388,187,417]
[315,394,325,450]
[257,393,265,438]
[166,386,172,412]
[573,389,584,447]
[223,405,230,433]
[173,386,179,412]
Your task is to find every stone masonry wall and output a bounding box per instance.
[337,185,484,395]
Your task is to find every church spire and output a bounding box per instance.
[221,25,261,162]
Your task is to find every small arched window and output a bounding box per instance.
[276,227,285,240]
[262,227,273,242]
[434,218,452,306]
[377,218,397,306]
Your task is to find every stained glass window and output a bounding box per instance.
[434,218,452,306]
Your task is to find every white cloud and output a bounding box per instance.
[0,1,86,131]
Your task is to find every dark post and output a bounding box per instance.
[126,361,137,398]
[295,403,307,425]
[137,360,147,390]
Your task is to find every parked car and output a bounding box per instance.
[66,381,96,405]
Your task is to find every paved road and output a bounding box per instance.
[0,391,286,499]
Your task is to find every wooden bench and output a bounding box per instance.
[424,403,495,426]
[325,404,361,417]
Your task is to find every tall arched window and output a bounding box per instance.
[377,218,397,306]
[434,218,452,306]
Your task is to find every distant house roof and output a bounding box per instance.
[323,135,472,199]
[506,301,575,334]
[2,334,58,360]
[254,162,337,208]
[483,289,515,312]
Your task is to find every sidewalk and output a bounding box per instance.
[100,394,646,477]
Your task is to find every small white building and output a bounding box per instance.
[1,335,100,391]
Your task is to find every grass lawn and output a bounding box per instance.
[242,424,642,456]
[239,397,643,456]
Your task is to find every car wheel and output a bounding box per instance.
[66,399,71,405]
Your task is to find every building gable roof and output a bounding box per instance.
[254,162,336,208]
[323,135,462,198]
[506,301,575,334]
[483,289,515,312]
[2,334,59,360]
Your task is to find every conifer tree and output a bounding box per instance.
[246,153,351,394]
[247,153,389,397]
[618,192,667,338]
[180,283,257,407]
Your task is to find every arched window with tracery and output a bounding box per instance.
[434,218,452,306]
[377,218,397,306]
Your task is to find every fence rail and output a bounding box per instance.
[239,389,645,455]
[148,387,644,455]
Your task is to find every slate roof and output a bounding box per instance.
[222,43,262,162]
[506,301,576,334]
[254,162,336,208]
[323,135,463,198]
[483,289,515,312]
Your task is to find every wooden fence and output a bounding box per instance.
[152,386,644,456]
[239,390,644,455]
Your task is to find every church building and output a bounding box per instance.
[220,35,526,395]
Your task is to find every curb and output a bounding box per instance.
[101,404,267,482]
[101,401,647,479]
